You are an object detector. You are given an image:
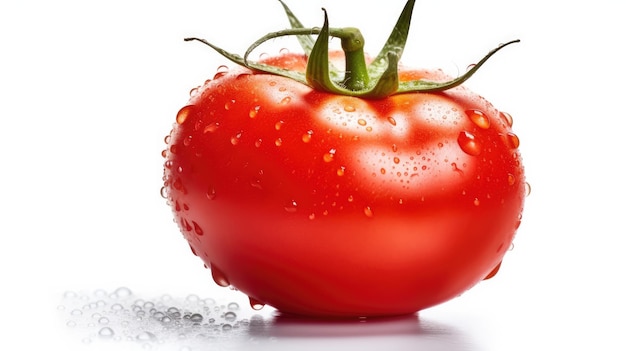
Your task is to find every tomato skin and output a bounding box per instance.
[163,53,525,317]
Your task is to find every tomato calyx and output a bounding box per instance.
[184,0,519,99]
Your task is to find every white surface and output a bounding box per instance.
[1,0,624,350]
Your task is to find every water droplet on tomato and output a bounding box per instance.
[183,135,192,146]
[466,109,490,129]
[280,96,292,105]
[473,198,480,206]
[347,195,354,202]
[164,134,171,145]
[203,122,220,133]
[224,100,235,111]
[302,130,313,143]
[363,206,374,217]
[224,311,237,322]
[255,139,263,148]
[160,186,169,199]
[499,111,514,127]
[308,213,316,220]
[357,119,367,126]
[391,144,398,152]
[230,131,242,145]
[387,116,397,126]
[393,157,400,164]
[189,86,200,97]
[457,131,482,156]
[192,221,203,236]
[98,327,115,338]
[275,138,283,147]
[380,168,386,175]
[336,166,345,176]
[502,132,520,149]
[524,182,532,196]
[211,264,230,287]
[275,121,284,130]
[344,105,356,112]
[284,200,298,213]
[323,149,336,162]
[213,65,229,79]
[206,187,216,200]
[249,297,265,310]
[249,106,260,118]
[507,173,516,185]
[176,105,194,125]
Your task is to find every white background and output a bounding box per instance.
[1,0,624,350]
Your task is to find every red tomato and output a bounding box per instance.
[162,1,525,317]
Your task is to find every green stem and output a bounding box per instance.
[338,28,369,91]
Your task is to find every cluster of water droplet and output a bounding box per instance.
[58,287,269,350]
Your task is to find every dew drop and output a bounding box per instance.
[391,144,398,152]
[275,138,283,147]
[357,119,367,126]
[224,99,235,110]
[336,166,345,176]
[275,121,284,130]
[176,105,194,125]
[524,182,532,196]
[213,65,229,80]
[227,302,240,310]
[393,157,400,164]
[284,200,298,213]
[249,106,260,118]
[280,96,292,105]
[499,111,514,127]
[203,122,220,133]
[254,139,263,148]
[183,135,193,147]
[507,173,516,185]
[249,297,265,310]
[466,109,491,129]
[224,311,237,322]
[387,116,397,126]
[308,213,316,220]
[98,327,115,338]
[230,131,243,145]
[192,221,203,236]
[344,105,356,112]
[189,313,203,323]
[473,198,480,206]
[323,149,336,162]
[135,331,157,342]
[363,206,374,218]
[98,317,109,325]
[211,264,230,287]
[206,187,216,200]
[457,131,482,156]
[160,186,169,199]
[503,132,520,149]
[302,130,313,143]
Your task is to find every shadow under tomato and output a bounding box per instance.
[244,312,480,351]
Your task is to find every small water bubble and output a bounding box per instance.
[213,65,229,80]
[206,186,216,200]
[344,105,356,112]
[466,109,490,129]
[193,221,203,236]
[111,303,124,311]
[224,311,237,322]
[363,206,374,218]
[211,264,230,287]
[249,105,261,118]
[113,287,132,299]
[274,138,283,147]
[473,198,481,206]
[380,168,386,175]
[357,119,367,126]
[227,302,240,310]
[230,131,243,145]
[203,122,220,133]
[71,309,83,316]
[524,182,532,196]
[176,105,194,125]
[323,149,336,162]
[255,139,263,148]
[393,157,400,164]
[336,166,346,177]
[387,116,397,126]
[98,327,115,338]
[98,317,110,325]
[284,200,298,213]
[189,313,204,323]
[507,173,516,186]
[222,324,233,331]
[503,132,520,149]
[274,120,284,130]
[280,96,292,105]
[301,130,313,143]
[136,331,157,342]
[457,131,482,156]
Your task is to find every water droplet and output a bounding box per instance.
[503,132,520,149]
[363,206,374,218]
[249,297,265,310]
[301,130,313,143]
[284,200,298,213]
[473,198,480,206]
[323,149,336,162]
[249,106,260,118]
[280,96,292,105]
[176,105,194,125]
[164,135,171,145]
[189,313,203,323]
[507,173,516,185]
[206,186,216,200]
[466,109,490,129]
[211,264,230,287]
[308,213,316,220]
[183,135,193,147]
[366,126,373,132]
[203,122,220,133]
[224,99,235,110]
[224,311,237,322]
[98,327,115,338]
[227,302,240,310]
[336,166,345,176]
[160,186,169,199]
[344,105,356,112]
[387,116,397,126]
[457,131,482,156]
[98,316,109,325]
[393,157,400,164]
[499,111,514,127]
[274,138,283,147]
[213,65,229,80]
[192,221,203,236]
[357,119,367,126]
[391,144,398,152]
[255,139,263,148]
[275,121,284,130]
[222,324,233,331]
[524,182,532,196]
[230,131,243,145]
[136,331,157,342]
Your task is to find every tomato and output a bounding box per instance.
[162,0,525,317]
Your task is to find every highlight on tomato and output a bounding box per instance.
[161,0,527,317]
